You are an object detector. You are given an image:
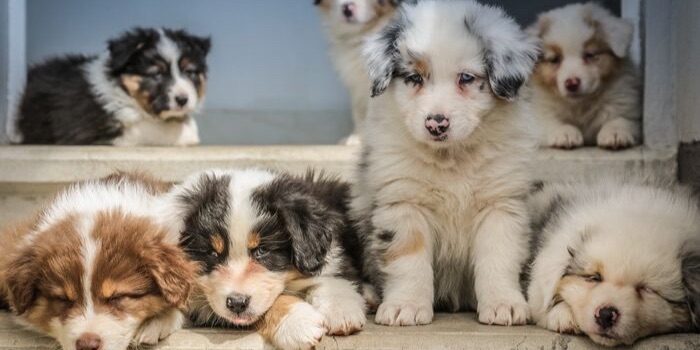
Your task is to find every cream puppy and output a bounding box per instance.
[353,0,538,326]
[529,3,641,150]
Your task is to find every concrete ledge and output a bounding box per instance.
[1,313,698,350]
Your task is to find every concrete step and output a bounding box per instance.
[0,145,677,227]
[1,312,698,350]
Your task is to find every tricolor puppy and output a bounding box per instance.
[16,27,210,146]
[0,172,196,350]
[525,179,700,346]
[315,0,402,144]
[161,168,366,350]
[528,3,641,150]
[353,0,538,326]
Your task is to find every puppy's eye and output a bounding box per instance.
[636,285,656,296]
[583,52,599,62]
[252,247,269,259]
[458,73,476,85]
[210,251,219,258]
[404,74,423,87]
[184,68,199,77]
[108,292,147,304]
[584,273,602,283]
[49,295,74,305]
[545,55,561,65]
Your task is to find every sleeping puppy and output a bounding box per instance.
[0,172,196,350]
[528,3,641,150]
[16,27,210,146]
[525,179,700,346]
[353,0,538,326]
[160,168,366,350]
[315,0,401,144]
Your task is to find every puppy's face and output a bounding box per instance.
[177,170,336,326]
[107,28,211,120]
[529,3,632,99]
[315,0,399,30]
[558,220,695,346]
[364,1,537,148]
[4,211,194,350]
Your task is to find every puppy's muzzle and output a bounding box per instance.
[595,305,619,330]
[425,114,450,139]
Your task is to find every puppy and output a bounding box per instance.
[16,27,210,146]
[528,3,641,150]
[353,0,538,326]
[0,172,196,350]
[160,168,366,350]
[525,178,700,346]
[315,0,401,144]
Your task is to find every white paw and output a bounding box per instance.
[133,309,185,345]
[540,302,580,334]
[545,125,584,149]
[375,302,433,326]
[477,295,529,326]
[597,127,637,150]
[341,133,362,146]
[315,296,366,335]
[273,302,326,350]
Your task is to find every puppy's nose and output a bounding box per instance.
[76,333,102,350]
[226,293,251,313]
[564,77,581,93]
[425,114,450,137]
[595,306,619,330]
[342,2,355,19]
[175,95,189,107]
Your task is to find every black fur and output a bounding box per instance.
[368,15,405,97]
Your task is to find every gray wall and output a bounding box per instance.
[1,2,9,143]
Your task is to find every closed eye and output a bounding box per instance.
[107,292,149,303]
[583,272,602,283]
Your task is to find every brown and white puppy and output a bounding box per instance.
[315,0,401,144]
[526,178,700,346]
[528,3,641,150]
[160,168,366,350]
[0,172,196,350]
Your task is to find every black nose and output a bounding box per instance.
[226,293,251,313]
[595,306,619,330]
[425,114,450,137]
[175,95,188,107]
[342,3,355,19]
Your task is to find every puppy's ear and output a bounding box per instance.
[142,237,197,309]
[363,15,404,97]
[4,250,38,315]
[465,7,539,100]
[190,36,212,56]
[526,13,551,38]
[682,248,700,330]
[107,28,159,73]
[313,0,322,5]
[588,5,633,58]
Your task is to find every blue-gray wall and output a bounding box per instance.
[26,0,620,145]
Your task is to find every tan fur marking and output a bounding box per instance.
[532,44,562,93]
[584,32,620,80]
[120,74,152,113]
[384,231,425,263]
[255,294,304,342]
[247,233,260,250]
[197,74,207,98]
[212,235,225,255]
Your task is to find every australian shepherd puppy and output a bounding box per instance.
[353,0,538,326]
[16,27,210,146]
[315,0,401,144]
[525,178,700,346]
[0,172,196,350]
[528,3,641,150]
[160,168,366,350]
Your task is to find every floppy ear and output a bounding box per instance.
[363,16,404,97]
[526,13,551,39]
[682,248,700,330]
[141,238,197,309]
[465,6,539,100]
[107,28,159,73]
[4,251,38,315]
[589,6,633,58]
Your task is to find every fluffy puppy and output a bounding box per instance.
[16,27,210,146]
[315,0,401,144]
[353,0,538,326]
[528,3,641,150]
[525,179,700,346]
[160,168,366,350]
[0,172,196,350]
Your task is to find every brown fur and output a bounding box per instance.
[255,294,304,341]
[101,171,171,195]
[384,230,425,263]
[120,75,152,113]
[532,44,563,92]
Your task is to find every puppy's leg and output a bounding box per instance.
[133,308,185,345]
[257,295,326,350]
[372,205,434,326]
[306,276,367,335]
[538,113,584,149]
[472,203,530,326]
[538,302,580,334]
[596,117,640,150]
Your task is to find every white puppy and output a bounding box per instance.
[526,178,700,346]
[352,0,538,326]
[315,0,401,144]
[528,3,641,150]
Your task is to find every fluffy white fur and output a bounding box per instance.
[353,0,538,326]
[527,178,700,346]
[528,3,641,150]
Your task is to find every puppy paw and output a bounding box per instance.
[316,296,366,336]
[597,126,637,150]
[545,125,584,149]
[342,133,362,146]
[133,309,185,345]
[375,302,433,326]
[540,303,580,334]
[272,302,326,350]
[478,295,529,326]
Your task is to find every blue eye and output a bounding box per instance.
[459,73,476,85]
[404,74,423,86]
